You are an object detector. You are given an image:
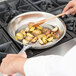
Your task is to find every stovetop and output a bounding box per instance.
[0,0,76,61]
[36,38,76,56]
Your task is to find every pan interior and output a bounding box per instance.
[8,11,66,49]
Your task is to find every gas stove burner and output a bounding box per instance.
[63,15,76,33]
[39,1,54,11]
[0,0,38,23]
[56,0,70,5]
[73,20,76,33]
[28,0,60,11]
[16,0,29,9]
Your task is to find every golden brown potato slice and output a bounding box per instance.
[16,32,23,40]
[47,37,53,42]
[25,27,30,32]
[42,37,47,44]
[38,38,44,45]
[22,39,29,44]
[38,34,45,38]
[53,33,59,40]
[20,30,26,37]
[47,34,52,38]
[28,22,34,28]
[30,27,35,31]
[31,37,38,43]
[33,30,41,35]
[37,26,43,30]
[26,36,33,41]
[27,33,34,37]
[52,26,59,32]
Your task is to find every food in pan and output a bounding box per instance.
[14,24,59,45]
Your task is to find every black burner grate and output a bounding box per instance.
[63,15,76,34]
[0,29,11,44]
[18,4,38,13]
[0,41,19,63]
[28,0,60,11]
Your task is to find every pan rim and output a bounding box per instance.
[7,11,66,49]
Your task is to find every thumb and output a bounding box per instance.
[19,52,27,58]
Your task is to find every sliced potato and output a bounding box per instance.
[38,38,44,45]
[28,22,34,28]
[22,39,29,44]
[26,36,33,41]
[29,25,33,28]
[16,32,23,40]
[53,33,59,40]
[47,37,53,42]
[31,37,38,43]
[30,27,35,31]
[20,30,26,37]
[38,34,45,38]
[33,30,41,35]
[52,26,59,32]
[42,28,49,33]
[27,33,34,37]
[25,27,29,32]
[37,26,43,30]
[42,37,47,44]
[45,30,51,35]
[47,34,51,38]
[43,35,47,39]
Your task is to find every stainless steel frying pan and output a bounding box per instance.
[7,11,66,53]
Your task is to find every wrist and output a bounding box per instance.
[19,58,27,75]
[14,57,27,75]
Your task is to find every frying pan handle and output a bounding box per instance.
[18,45,31,54]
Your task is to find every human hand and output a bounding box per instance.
[62,0,76,17]
[0,52,27,76]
